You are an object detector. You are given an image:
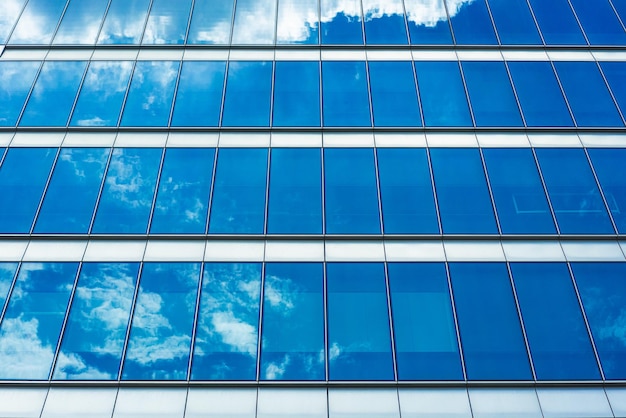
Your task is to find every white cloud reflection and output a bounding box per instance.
[0,0,25,42]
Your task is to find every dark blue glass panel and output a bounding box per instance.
[0,148,56,233]
[261,263,325,380]
[20,61,87,127]
[324,148,380,234]
[9,0,66,44]
[483,148,556,234]
[449,263,532,380]
[53,263,139,380]
[123,263,200,380]
[527,0,586,45]
[120,61,179,127]
[187,0,234,44]
[150,148,215,234]
[569,0,626,45]
[322,61,371,127]
[536,148,614,234]
[508,61,574,127]
[0,61,40,127]
[406,0,453,44]
[614,0,626,24]
[572,263,626,380]
[171,61,225,127]
[231,0,277,44]
[98,0,151,44]
[276,0,319,44]
[192,263,262,380]
[321,0,363,44]
[600,62,626,120]
[35,148,109,234]
[486,0,541,44]
[377,148,439,234]
[327,263,394,380]
[0,263,18,311]
[222,62,272,127]
[362,0,408,44]
[414,61,472,127]
[0,0,27,43]
[273,61,321,127]
[0,263,78,380]
[92,148,162,234]
[511,263,600,380]
[388,263,463,380]
[554,62,623,127]
[143,0,193,44]
[430,148,498,234]
[587,148,626,234]
[267,148,322,234]
[368,61,421,127]
[448,0,497,45]
[462,61,523,127]
[209,148,268,234]
[53,0,109,45]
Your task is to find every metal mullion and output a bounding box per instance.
[268,59,276,129]
[0,147,9,169]
[217,58,231,129]
[441,260,468,382]
[502,60,529,128]
[382,260,399,382]
[64,59,92,128]
[548,60,578,128]
[523,0,547,45]
[320,147,326,235]
[166,62,184,128]
[478,147,503,235]
[115,60,139,128]
[425,148,444,235]
[29,147,63,235]
[14,59,46,128]
[263,147,272,235]
[87,147,115,234]
[411,58,427,128]
[482,0,502,46]
[358,0,366,45]
[318,58,324,130]
[442,0,458,45]
[229,0,238,45]
[48,0,72,46]
[398,0,411,45]
[564,0,591,45]
[530,147,562,235]
[608,0,626,32]
[144,147,168,234]
[372,147,385,235]
[183,0,197,44]
[4,0,31,45]
[583,147,620,235]
[323,258,329,382]
[204,147,220,235]
[315,0,321,45]
[138,0,157,45]
[363,59,375,129]
[255,254,267,381]
[0,262,24,331]
[456,58,478,128]
[595,60,626,127]
[185,254,207,381]
[93,0,114,46]
[273,0,280,46]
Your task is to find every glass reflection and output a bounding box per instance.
[232,0,277,44]
[362,0,408,44]
[322,61,371,127]
[447,0,497,45]
[277,0,319,44]
[527,0,586,45]
[0,61,40,127]
[53,0,109,45]
[222,61,273,127]
[143,0,193,44]
[569,0,626,45]
[486,0,541,45]
[98,0,151,44]
[0,0,27,43]
[369,61,421,127]
[405,0,453,44]
[0,263,18,311]
[587,148,626,234]
[273,61,321,127]
[321,0,363,44]
[9,0,66,44]
[187,0,235,44]
[601,62,626,120]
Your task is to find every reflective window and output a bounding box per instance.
[587,149,626,233]
[143,0,193,44]
[320,0,363,44]
[448,0,497,45]
[232,0,277,44]
[273,61,321,127]
[222,61,273,127]
[53,263,139,380]
[0,263,18,312]
[9,0,66,44]
[322,61,371,127]
[327,263,394,380]
[362,0,408,44]
[171,61,225,127]
[614,0,626,23]
[0,0,27,43]
[369,61,421,127]
[527,0,586,45]
[0,61,40,127]
[600,62,626,120]
[187,0,234,44]
[406,0,453,44]
[98,0,151,44]
[261,263,325,380]
[192,263,262,380]
[53,0,108,45]
[276,0,319,44]
[569,0,626,45]
[486,0,542,44]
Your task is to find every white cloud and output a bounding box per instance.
[0,317,55,379]
[264,355,291,379]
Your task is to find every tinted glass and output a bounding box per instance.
[406,0,453,44]
[368,61,421,127]
[0,263,18,312]
[320,0,363,44]
[569,0,626,45]
[171,61,225,127]
[600,62,626,119]
[614,0,626,23]
[322,61,371,127]
[486,0,541,44]
[0,61,40,127]
[222,61,273,127]
[187,0,234,44]
[142,0,193,44]
[53,0,108,45]
[98,0,151,44]
[528,0,586,45]
[273,61,321,127]
[587,148,626,233]
[9,0,66,44]
[448,0,497,45]
[276,0,319,44]
[362,0,408,44]
[0,0,27,43]
[232,0,276,44]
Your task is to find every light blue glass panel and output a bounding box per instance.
[92,148,162,234]
[406,0,453,44]
[209,148,268,234]
[449,263,532,380]
[447,0,497,45]
[414,61,472,127]
[0,61,40,127]
[462,61,523,127]
[70,61,133,127]
[569,0,626,45]
[277,0,319,44]
[0,263,18,311]
[53,0,108,45]
[0,0,28,43]
[232,0,276,44]
[187,0,235,44]
[362,0,408,44]
[377,148,439,234]
[123,263,200,380]
[324,148,381,234]
[511,263,600,380]
[483,148,556,234]
[0,263,78,380]
[486,0,541,44]
[321,0,363,44]
[97,0,151,44]
[9,0,66,44]
[267,148,322,234]
[143,0,193,44]
[600,62,626,119]
[150,148,215,234]
[20,61,87,127]
[527,0,586,45]
[35,148,109,234]
[322,61,371,127]
[369,61,421,127]
[273,61,321,127]
[536,148,615,234]
[0,148,56,233]
[222,61,272,127]
[53,263,139,380]
[327,263,394,380]
[587,149,626,233]
[261,263,325,380]
[171,61,225,127]
[508,61,574,127]
[388,263,463,380]
[192,263,262,380]
[430,148,498,234]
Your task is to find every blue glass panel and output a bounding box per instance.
[0,263,18,311]
[449,263,532,380]
[273,61,321,127]
[261,263,325,380]
[462,61,523,127]
[0,263,78,380]
[222,61,272,127]
[322,61,371,127]
[277,0,319,44]
[9,0,66,44]
[600,62,626,120]
[0,0,28,43]
[143,0,193,44]
[187,0,234,44]
[123,263,200,380]
[0,148,56,233]
[447,0,497,45]
[362,0,408,44]
[324,148,381,234]
[209,148,268,234]
[388,263,463,380]
[0,61,40,127]
[232,0,277,44]
[53,263,139,380]
[70,61,133,127]
[406,0,453,44]
[150,148,215,234]
[527,0,586,45]
[569,0,626,45]
[508,61,574,127]
[554,62,623,127]
[53,0,108,45]
[377,148,439,234]
[20,61,87,127]
[327,263,394,380]
[267,148,322,234]
[414,61,472,127]
[35,148,109,234]
[97,0,151,44]
[486,0,541,44]
[120,61,179,127]
[511,263,600,380]
[320,0,363,44]
[430,148,498,234]
[171,61,225,127]
[536,148,614,234]
[369,61,421,127]
[614,0,626,23]
[192,263,262,380]
[572,263,626,380]
[587,148,626,233]
[92,148,162,234]
[483,148,556,234]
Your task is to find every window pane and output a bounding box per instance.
[362,0,408,44]
[448,0,497,45]
[142,0,193,44]
[222,61,273,127]
[97,0,151,44]
[587,148,626,233]
[187,0,234,44]
[0,0,28,43]
[406,0,453,44]
[321,0,363,44]
[486,0,541,44]
[276,0,319,44]
[273,61,321,127]
[527,0,586,45]
[569,0,626,45]
[53,0,108,45]
[232,0,276,44]
[322,61,371,127]
[9,0,66,44]
[0,263,18,311]
[0,61,40,127]
[614,0,626,23]
[600,62,626,120]
[369,61,421,127]
[171,61,225,127]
